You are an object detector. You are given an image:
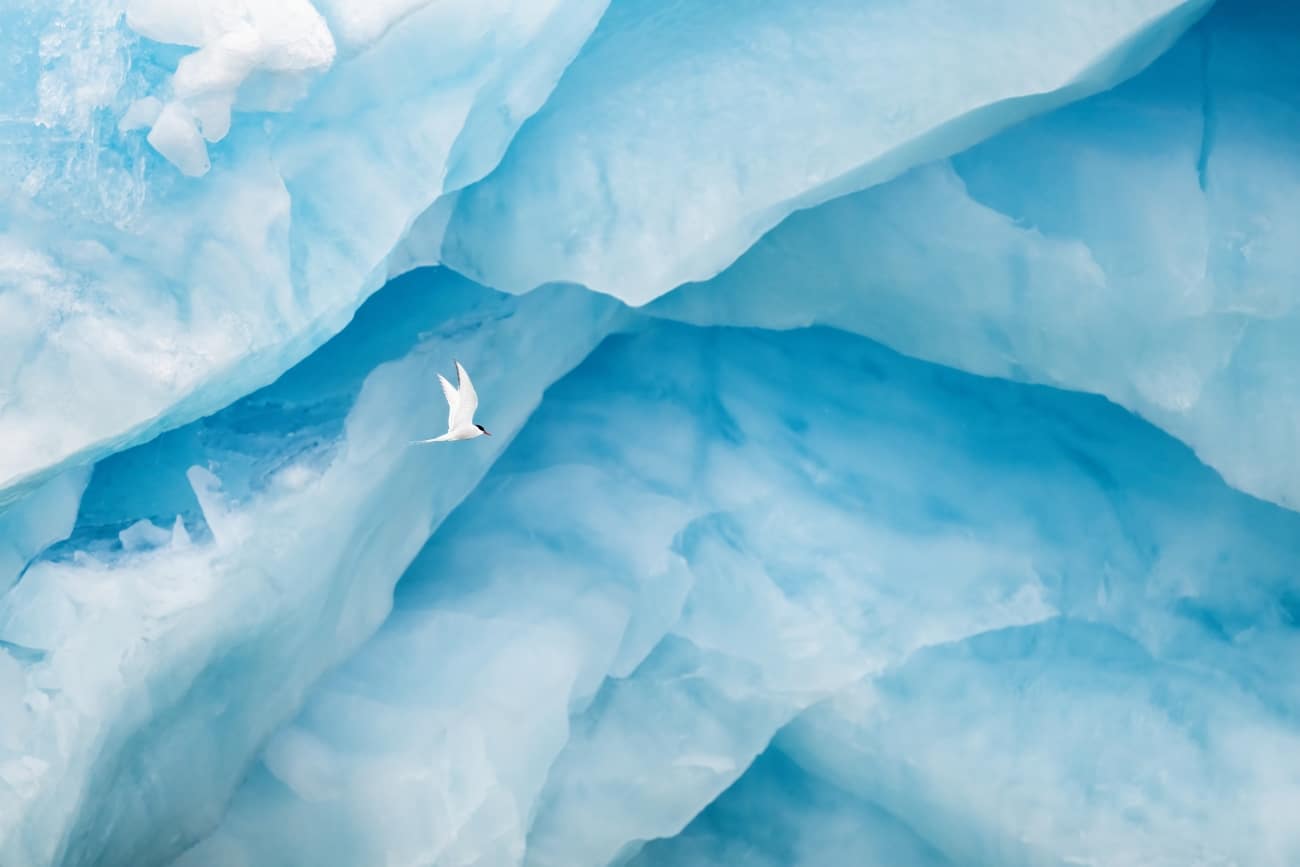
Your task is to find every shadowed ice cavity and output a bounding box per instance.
[0,268,623,867]
[629,747,952,867]
[178,320,1300,867]
[0,0,608,503]
[442,0,1211,304]
[651,0,1300,510]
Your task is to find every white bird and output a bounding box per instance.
[412,360,492,443]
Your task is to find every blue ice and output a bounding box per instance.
[176,318,1300,867]
[1,0,1298,864]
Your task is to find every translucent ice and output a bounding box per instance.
[442,0,1211,304]
[0,0,606,504]
[178,321,1300,867]
[4,1,1300,865]
[652,0,1300,507]
[126,0,337,172]
[0,270,621,867]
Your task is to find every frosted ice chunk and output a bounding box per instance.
[651,1,1300,508]
[442,0,1211,304]
[117,96,163,133]
[127,0,337,169]
[146,102,211,177]
[185,466,242,545]
[117,519,173,552]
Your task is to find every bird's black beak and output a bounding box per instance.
[483,429,492,436]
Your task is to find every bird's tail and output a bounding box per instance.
[409,434,452,444]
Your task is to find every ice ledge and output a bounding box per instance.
[441,0,1213,306]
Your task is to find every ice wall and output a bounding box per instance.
[0,270,621,867]
[175,321,1300,867]
[441,0,1211,304]
[0,0,1227,515]
[652,0,1300,508]
[781,617,1300,867]
[3,0,1300,864]
[0,0,607,504]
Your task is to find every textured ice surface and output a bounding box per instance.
[0,270,620,867]
[176,321,1300,867]
[123,0,334,175]
[5,0,1300,864]
[0,0,606,502]
[781,618,1300,867]
[442,0,1211,304]
[652,0,1300,508]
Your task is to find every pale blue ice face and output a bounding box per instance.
[0,270,623,867]
[2,0,1300,865]
[168,314,1300,867]
[651,0,1300,509]
[0,0,608,502]
[442,0,1211,305]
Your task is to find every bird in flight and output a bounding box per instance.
[412,360,491,443]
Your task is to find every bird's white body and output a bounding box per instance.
[413,361,491,443]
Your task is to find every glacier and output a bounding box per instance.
[1,0,1300,865]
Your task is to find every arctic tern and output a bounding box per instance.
[412,360,491,443]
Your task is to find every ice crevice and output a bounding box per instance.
[1194,26,1216,192]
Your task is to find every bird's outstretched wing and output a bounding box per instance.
[453,360,478,428]
[438,373,459,430]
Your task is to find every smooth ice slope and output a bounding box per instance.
[652,0,1300,508]
[0,270,621,867]
[178,321,1300,867]
[781,618,1300,867]
[442,0,1211,305]
[0,0,606,504]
